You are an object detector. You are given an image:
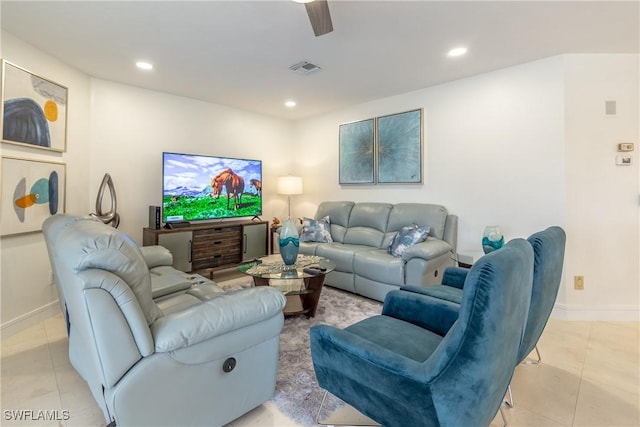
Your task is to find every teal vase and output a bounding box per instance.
[279,219,300,265]
[482,226,504,254]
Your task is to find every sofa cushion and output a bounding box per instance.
[354,249,405,286]
[299,241,323,255]
[149,272,221,300]
[150,273,193,299]
[416,284,464,305]
[315,201,354,243]
[139,245,173,269]
[343,203,392,248]
[155,293,207,315]
[387,203,448,240]
[300,216,333,243]
[388,225,430,257]
[316,243,373,272]
[345,315,443,363]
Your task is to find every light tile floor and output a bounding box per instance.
[1,315,638,427]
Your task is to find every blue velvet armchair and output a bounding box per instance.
[519,227,566,364]
[310,239,534,427]
[407,226,566,364]
[404,227,566,408]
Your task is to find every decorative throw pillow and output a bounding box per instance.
[388,224,430,257]
[300,216,333,243]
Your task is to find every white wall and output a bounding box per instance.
[89,79,294,243]
[1,33,294,333]
[294,54,639,320]
[0,31,92,328]
[294,56,566,253]
[2,29,637,330]
[561,54,639,319]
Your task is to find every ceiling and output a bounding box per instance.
[1,1,638,120]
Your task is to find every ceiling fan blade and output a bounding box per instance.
[305,0,333,37]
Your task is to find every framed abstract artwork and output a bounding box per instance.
[376,108,423,184]
[0,156,66,236]
[339,118,375,184]
[1,60,68,152]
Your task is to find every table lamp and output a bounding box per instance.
[277,175,303,219]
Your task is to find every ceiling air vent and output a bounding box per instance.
[289,60,321,75]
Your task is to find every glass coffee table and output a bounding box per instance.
[238,254,336,318]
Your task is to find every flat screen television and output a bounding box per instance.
[162,152,262,224]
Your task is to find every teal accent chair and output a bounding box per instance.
[402,226,566,407]
[518,227,566,364]
[406,226,566,365]
[310,239,534,427]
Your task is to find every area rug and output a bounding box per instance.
[218,277,382,426]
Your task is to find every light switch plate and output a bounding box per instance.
[618,143,634,152]
[616,155,632,166]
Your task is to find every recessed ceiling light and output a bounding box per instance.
[136,61,153,70]
[285,100,297,108]
[292,0,314,3]
[447,47,467,57]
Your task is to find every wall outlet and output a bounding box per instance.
[49,270,55,285]
[574,275,584,290]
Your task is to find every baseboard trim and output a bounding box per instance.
[1,301,61,338]
[552,303,640,321]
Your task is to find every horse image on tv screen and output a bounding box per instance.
[162,152,262,222]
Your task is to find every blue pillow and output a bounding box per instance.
[388,225,430,257]
[300,216,333,243]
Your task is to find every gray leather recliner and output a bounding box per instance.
[42,214,286,426]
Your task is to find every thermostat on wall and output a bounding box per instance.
[618,143,634,152]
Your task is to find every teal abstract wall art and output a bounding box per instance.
[1,156,66,236]
[338,109,423,186]
[377,109,423,184]
[338,118,375,184]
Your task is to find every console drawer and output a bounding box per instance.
[191,227,242,269]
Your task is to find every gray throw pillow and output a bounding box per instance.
[388,224,430,257]
[300,216,333,243]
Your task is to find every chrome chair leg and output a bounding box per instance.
[499,404,509,427]
[523,345,542,365]
[504,384,514,408]
[315,389,380,426]
[315,390,330,425]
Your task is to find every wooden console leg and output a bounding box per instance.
[253,277,269,287]
[303,274,326,318]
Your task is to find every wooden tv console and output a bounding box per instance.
[143,220,268,278]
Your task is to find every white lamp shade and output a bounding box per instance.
[277,176,303,195]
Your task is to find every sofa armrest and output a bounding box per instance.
[139,245,174,269]
[382,290,459,337]
[441,266,470,289]
[151,287,286,352]
[401,238,452,262]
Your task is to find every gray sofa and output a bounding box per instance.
[43,214,286,426]
[299,201,458,302]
